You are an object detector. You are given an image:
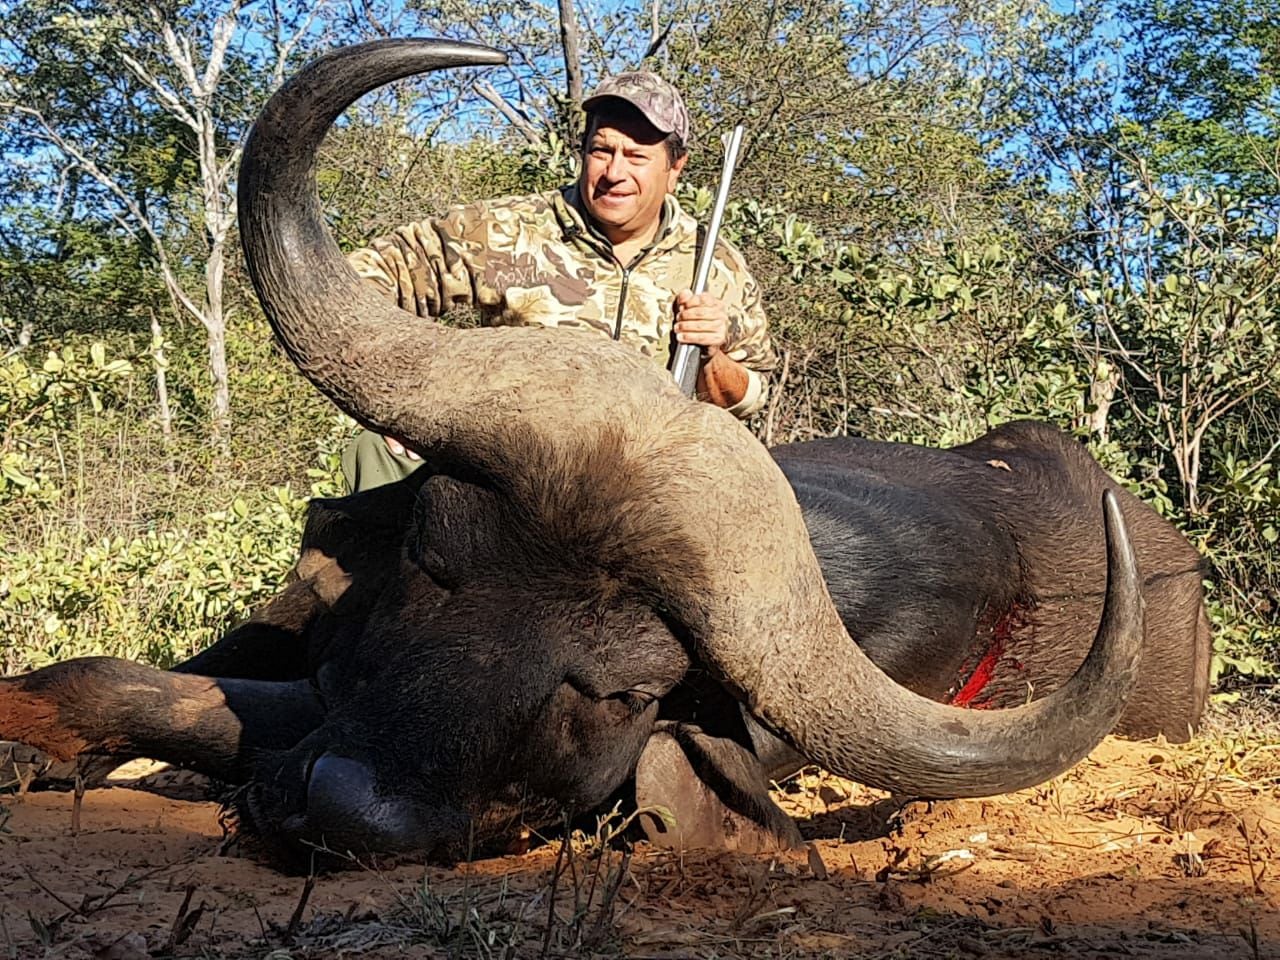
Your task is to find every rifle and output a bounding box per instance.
[669,124,745,397]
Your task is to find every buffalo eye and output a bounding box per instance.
[406,531,457,589]
[613,686,661,714]
[579,613,599,630]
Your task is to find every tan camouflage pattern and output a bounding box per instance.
[346,185,778,417]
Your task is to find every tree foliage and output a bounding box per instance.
[1,0,1278,687]
[0,0,331,440]
[1116,0,1280,196]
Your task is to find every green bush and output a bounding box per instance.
[3,486,306,669]
[0,343,134,504]
[0,331,349,675]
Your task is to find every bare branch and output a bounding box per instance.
[117,50,200,131]
[270,3,325,88]
[642,21,673,61]
[155,12,201,95]
[350,0,391,38]
[472,79,543,146]
[447,6,547,110]
[203,0,245,96]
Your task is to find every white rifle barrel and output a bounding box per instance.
[670,123,745,397]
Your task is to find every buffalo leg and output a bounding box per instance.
[0,657,323,782]
[635,723,804,854]
[1117,570,1212,741]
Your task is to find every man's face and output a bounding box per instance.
[579,107,686,245]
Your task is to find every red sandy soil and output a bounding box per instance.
[1,733,1277,959]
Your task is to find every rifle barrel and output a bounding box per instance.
[670,124,745,397]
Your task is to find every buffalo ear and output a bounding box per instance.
[408,473,516,587]
[300,476,424,606]
[634,725,809,857]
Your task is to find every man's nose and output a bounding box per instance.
[604,151,627,181]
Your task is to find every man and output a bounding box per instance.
[341,71,777,492]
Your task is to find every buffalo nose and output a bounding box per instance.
[295,753,448,856]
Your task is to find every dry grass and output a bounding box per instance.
[5,726,1276,960]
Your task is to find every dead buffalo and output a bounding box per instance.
[0,40,1209,867]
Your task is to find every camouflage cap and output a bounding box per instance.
[582,72,690,146]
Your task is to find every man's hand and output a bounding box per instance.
[674,289,730,357]
[383,435,422,461]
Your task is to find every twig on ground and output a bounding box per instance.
[1238,818,1268,895]
[70,773,84,835]
[163,882,204,953]
[284,874,316,942]
[21,857,174,941]
[540,821,569,959]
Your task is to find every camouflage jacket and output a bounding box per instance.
[346,185,778,417]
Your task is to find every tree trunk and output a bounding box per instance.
[1184,424,1207,516]
[205,239,231,450]
[557,0,583,105]
[149,308,177,483]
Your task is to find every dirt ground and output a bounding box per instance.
[1,728,1277,960]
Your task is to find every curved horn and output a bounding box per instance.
[239,40,1143,798]
[238,38,683,472]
